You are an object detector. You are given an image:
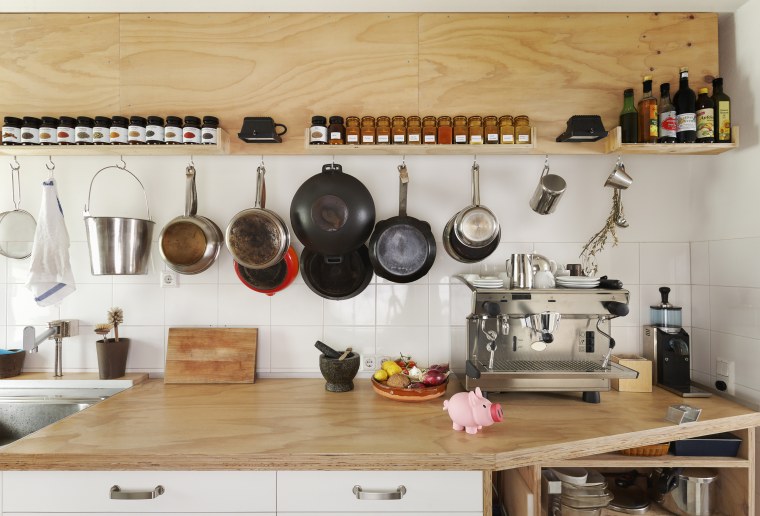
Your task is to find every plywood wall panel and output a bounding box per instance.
[118,13,420,154]
[418,13,718,153]
[0,14,120,116]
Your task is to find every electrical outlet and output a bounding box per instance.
[160,270,179,288]
[363,355,376,371]
[716,357,735,395]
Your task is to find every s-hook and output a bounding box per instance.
[260,155,265,169]
[189,155,195,167]
[118,156,127,169]
[10,156,20,172]
[46,156,55,176]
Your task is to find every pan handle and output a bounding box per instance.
[398,164,409,217]
[185,165,198,217]
[471,163,480,206]
[255,164,266,209]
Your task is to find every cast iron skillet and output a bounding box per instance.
[368,164,436,283]
[290,163,375,256]
[300,245,373,300]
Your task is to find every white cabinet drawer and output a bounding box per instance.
[277,471,482,513]
[2,471,276,513]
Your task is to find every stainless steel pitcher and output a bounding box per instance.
[506,253,533,289]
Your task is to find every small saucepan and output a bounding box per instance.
[226,163,290,269]
[159,165,222,274]
[368,164,436,283]
[300,245,373,300]
[235,246,299,296]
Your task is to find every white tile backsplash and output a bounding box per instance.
[690,241,709,285]
[324,285,376,326]
[376,284,429,326]
[709,237,760,288]
[639,243,691,285]
[690,327,711,376]
[709,286,760,339]
[113,283,165,326]
[60,283,113,325]
[691,285,710,330]
[164,284,219,326]
[217,283,271,326]
[270,325,323,371]
[376,326,429,365]
[271,284,323,326]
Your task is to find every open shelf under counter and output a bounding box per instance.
[0,129,230,156]
[605,125,739,155]
[303,127,538,155]
[543,452,751,469]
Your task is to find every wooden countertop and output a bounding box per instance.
[1,378,759,471]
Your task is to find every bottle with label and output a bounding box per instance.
[484,116,499,144]
[376,116,391,144]
[422,116,437,144]
[360,116,375,144]
[75,116,94,145]
[57,116,76,144]
[39,117,59,145]
[619,89,638,144]
[468,116,483,144]
[182,116,201,144]
[499,115,514,144]
[201,116,218,144]
[93,116,111,144]
[328,116,346,145]
[407,116,421,145]
[453,115,468,144]
[391,116,406,144]
[129,116,147,144]
[109,116,129,144]
[2,116,22,145]
[146,116,165,144]
[437,116,453,144]
[345,116,360,145]
[164,116,183,144]
[21,116,41,145]
[514,115,532,144]
[712,77,731,143]
[637,76,658,143]
[309,115,328,145]
[673,67,696,143]
[695,88,714,143]
[657,83,677,143]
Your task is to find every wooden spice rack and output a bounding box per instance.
[303,127,538,155]
[0,129,230,156]
[604,126,739,155]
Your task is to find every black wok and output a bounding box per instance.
[290,163,375,256]
[368,164,436,283]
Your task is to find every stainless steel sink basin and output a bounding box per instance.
[0,388,123,447]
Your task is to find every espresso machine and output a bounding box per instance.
[452,275,638,403]
[643,287,710,398]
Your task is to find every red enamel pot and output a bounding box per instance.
[234,246,299,296]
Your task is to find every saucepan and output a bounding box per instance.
[159,164,222,274]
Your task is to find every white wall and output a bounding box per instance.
[0,153,694,375]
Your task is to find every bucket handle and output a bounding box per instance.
[83,164,152,221]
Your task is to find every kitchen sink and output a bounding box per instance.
[0,388,123,447]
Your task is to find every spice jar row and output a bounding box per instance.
[309,115,533,145]
[2,115,220,145]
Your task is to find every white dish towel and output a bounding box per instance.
[25,178,76,306]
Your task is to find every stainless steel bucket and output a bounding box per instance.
[84,165,154,275]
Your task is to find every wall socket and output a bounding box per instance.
[716,357,735,395]
[362,354,391,371]
[160,270,179,288]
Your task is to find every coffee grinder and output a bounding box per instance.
[643,287,710,397]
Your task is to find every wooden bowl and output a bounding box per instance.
[371,377,448,402]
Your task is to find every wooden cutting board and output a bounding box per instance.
[164,328,257,384]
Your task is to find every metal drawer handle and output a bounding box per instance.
[352,485,407,500]
[110,485,165,500]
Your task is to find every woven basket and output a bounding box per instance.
[619,442,670,456]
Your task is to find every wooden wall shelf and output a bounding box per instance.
[0,130,230,157]
[304,127,539,155]
[605,126,739,155]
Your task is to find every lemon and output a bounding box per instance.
[373,369,388,381]
[381,360,402,376]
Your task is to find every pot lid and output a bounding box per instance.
[679,467,719,483]
[650,286,682,310]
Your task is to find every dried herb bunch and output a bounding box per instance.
[580,189,623,276]
[107,307,124,342]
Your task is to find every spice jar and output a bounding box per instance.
[376,116,391,144]
[146,116,165,144]
[437,116,453,144]
[484,116,499,144]
[309,115,328,145]
[499,115,515,144]
[515,115,531,144]
[39,117,59,145]
[201,115,218,144]
[328,116,346,145]
[2,116,22,145]
[422,116,437,144]
[109,116,128,144]
[21,116,41,145]
[57,116,76,144]
[345,116,360,145]
[407,116,422,145]
[453,115,468,144]
[183,116,201,144]
[468,116,483,144]
[128,116,147,144]
[93,116,111,144]
[391,116,406,144]
[165,116,183,144]
[360,116,375,144]
[75,116,94,144]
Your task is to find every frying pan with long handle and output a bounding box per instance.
[452,163,500,248]
[226,164,290,269]
[159,165,223,274]
[368,164,436,283]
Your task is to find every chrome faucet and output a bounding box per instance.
[23,320,79,377]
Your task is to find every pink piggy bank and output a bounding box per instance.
[443,387,503,434]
